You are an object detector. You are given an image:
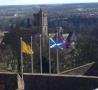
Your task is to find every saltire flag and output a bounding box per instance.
[49,33,71,49]
[21,40,34,54]
[49,38,63,49]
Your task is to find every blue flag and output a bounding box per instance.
[49,38,63,49]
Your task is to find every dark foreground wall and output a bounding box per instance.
[0,73,17,90]
[24,74,98,90]
[0,73,98,90]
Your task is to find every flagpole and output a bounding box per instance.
[57,48,59,74]
[40,34,42,74]
[49,39,51,74]
[20,37,24,80]
[31,36,34,73]
[57,28,59,74]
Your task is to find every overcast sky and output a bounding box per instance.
[0,0,98,5]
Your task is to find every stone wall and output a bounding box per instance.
[24,74,98,90]
[0,73,98,90]
[0,73,17,90]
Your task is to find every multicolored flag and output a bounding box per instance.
[56,35,70,49]
[49,33,71,49]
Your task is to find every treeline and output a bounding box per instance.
[49,16,98,33]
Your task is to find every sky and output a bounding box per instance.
[0,0,98,5]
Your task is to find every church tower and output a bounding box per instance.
[39,9,48,37]
[39,9,48,45]
[33,9,48,45]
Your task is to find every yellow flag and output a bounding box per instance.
[21,41,34,54]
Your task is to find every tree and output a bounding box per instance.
[0,45,17,72]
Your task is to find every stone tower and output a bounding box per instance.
[33,9,48,45]
[39,9,48,37]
